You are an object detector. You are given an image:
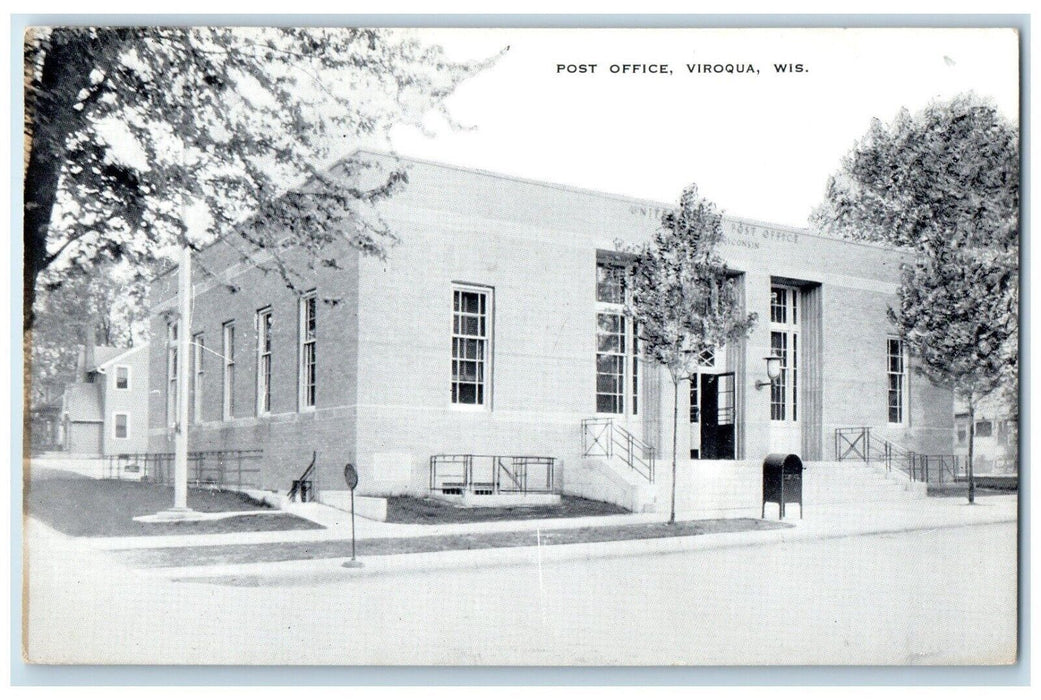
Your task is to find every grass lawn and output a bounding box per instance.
[26,474,322,537]
[385,495,629,524]
[927,483,1016,498]
[122,518,792,569]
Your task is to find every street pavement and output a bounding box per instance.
[22,497,1019,665]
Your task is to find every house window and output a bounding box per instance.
[256,308,272,415]
[192,333,204,424]
[166,321,178,428]
[975,421,993,438]
[222,322,235,420]
[595,258,639,415]
[887,337,906,424]
[115,366,130,390]
[770,286,798,422]
[451,285,492,406]
[114,412,129,439]
[299,292,317,409]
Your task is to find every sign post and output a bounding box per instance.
[341,463,362,568]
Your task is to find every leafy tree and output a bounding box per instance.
[891,246,1016,503]
[30,263,151,406]
[626,185,758,523]
[23,27,494,330]
[22,26,494,457]
[812,94,1019,501]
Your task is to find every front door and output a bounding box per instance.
[700,372,735,460]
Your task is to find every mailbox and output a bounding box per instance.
[762,453,804,519]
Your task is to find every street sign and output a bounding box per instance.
[344,463,358,490]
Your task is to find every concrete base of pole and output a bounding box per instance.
[341,560,364,569]
[136,508,203,523]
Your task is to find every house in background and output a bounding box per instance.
[954,394,1018,475]
[147,152,954,515]
[61,343,150,455]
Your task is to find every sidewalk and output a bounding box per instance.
[92,492,1018,584]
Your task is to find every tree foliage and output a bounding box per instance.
[812,94,1018,406]
[30,263,151,404]
[626,184,758,522]
[811,93,1018,251]
[628,185,758,385]
[23,26,494,328]
[812,94,1019,497]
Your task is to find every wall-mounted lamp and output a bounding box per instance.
[755,355,783,390]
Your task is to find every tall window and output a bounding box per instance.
[256,308,272,415]
[192,333,204,424]
[166,321,178,428]
[114,413,129,439]
[451,285,491,406]
[299,292,317,409]
[115,366,130,390]
[770,286,799,421]
[222,322,235,420]
[596,259,638,415]
[596,313,626,413]
[887,337,906,423]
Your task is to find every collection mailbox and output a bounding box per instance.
[762,453,804,519]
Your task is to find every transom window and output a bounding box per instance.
[770,286,799,422]
[887,337,906,424]
[451,286,492,406]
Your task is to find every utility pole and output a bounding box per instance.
[174,244,193,511]
[148,245,197,521]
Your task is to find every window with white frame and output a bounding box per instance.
[115,365,130,390]
[191,333,204,424]
[596,312,627,414]
[222,322,235,420]
[451,285,492,406]
[114,412,129,439]
[595,259,639,415]
[256,308,272,414]
[770,285,799,422]
[887,336,906,424]
[299,292,317,409]
[166,321,178,428]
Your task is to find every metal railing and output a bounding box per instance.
[429,454,558,496]
[287,451,317,502]
[581,417,656,482]
[835,427,968,484]
[105,449,264,491]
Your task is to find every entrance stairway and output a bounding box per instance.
[801,460,927,507]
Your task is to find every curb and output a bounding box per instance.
[136,507,1018,585]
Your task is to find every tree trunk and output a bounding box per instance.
[22,34,89,459]
[23,34,89,331]
[670,379,678,524]
[967,400,976,505]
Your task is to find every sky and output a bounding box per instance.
[375,27,1020,229]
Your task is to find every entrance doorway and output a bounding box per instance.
[689,372,736,460]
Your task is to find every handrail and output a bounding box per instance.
[288,450,317,502]
[835,427,964,483]
[430,454,557,496]
[581,417,656,482]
